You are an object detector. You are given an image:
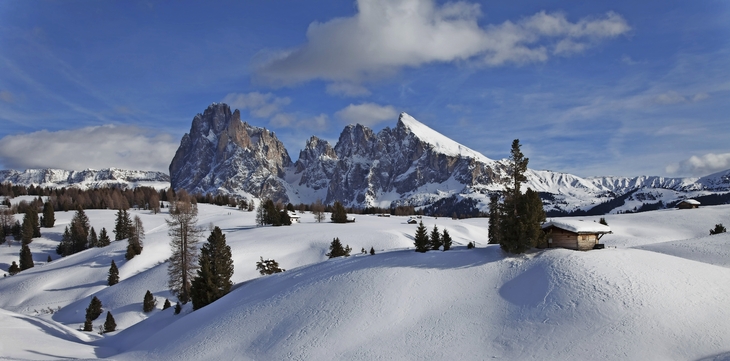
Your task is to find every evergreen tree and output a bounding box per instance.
[488,194,500,244]
[710,223,727,235]
[256,257,284,275]
[42,201,55,228]
[114,209,132,241]
[21,214,34,245]
[467,241,475,249]
[19,244,34,271]
[11,220,21,241]
[330,201,348,223]
[326,237,351,258]
[70,207,90,253]
[47,255,52,263]
[125,216,144,260]
[167,201,203,304]
[108,260,119,286]
[88,227,98,248]
[0,223,4,244]
[97,227,111,247]
[85,296,103,321]
[143,290,156,312]
[162,298,171,310]
[174,303,181,314]
[599,217,608,226]
[280,210,291,226]
[413,221,430,253]
[442,229,453,251]
[429,225,441,250]
[370,246,375,255]
[56,226,72,256]
[190,227,234,310]
[103,311,116,333]
[83,318,93,332]
[8,261,19,275]
[29,207,41,238]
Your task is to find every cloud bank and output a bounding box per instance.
[666,153,730,177]
[0,125,179,172]
[335,103,399,126]
[257,0,630,85]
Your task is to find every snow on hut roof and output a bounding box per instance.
[542,219,611,234]
[680,199,701,205]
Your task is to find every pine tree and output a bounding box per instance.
[88,227,98,248]
[326,237,351,258]
[108,260,119,286]
[143,290,156,312]
[21,214,34,245]
[710,223,727,235]
[191,227,234,310]
[97,227,111,247]
[442,229,453,251]
[19,244,34,271]
[162,298,171,310]
[429,225,441,250]
[599,217,608,226]
[174,303,182,314]
[56,226,72,256]
[331,201,348,223]
[103,311,116,333]
[85,296,103,321]
[8,261,19,275]
[29,207,40,238]
[83,318,93,332]
[11,220,21,241]
[70,207,90,254]
[488,194,500,244]
[167,201,202,304]
[0,223,4,244]
[42,201,55,228]
[47,255,52,263]
[114,209,132,241]
[125,216,144,260]
[370,246,375,255]
[256,257,284,275]
[467,241,475,249]
[413,221,430,253]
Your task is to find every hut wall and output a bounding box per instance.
[577,234,597,251]
[547,228,579,250]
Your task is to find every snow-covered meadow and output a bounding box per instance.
[1,201,730,360]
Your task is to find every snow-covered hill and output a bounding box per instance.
[2,202,730,360]
[0,168,170,190]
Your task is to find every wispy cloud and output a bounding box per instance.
[221,92,291,118]
[666,153,730,176]
[325,82,372,97]
[335,103,399,126]
[256,0,630,86]
[0,125,178,172]
[0,90,14,103]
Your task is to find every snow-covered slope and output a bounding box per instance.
[0,168,170,190]
[2,203,730,360]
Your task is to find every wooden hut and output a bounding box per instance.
[677,199,700,209]
[541,219,612,251]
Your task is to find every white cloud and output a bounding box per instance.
[256,0,630,85]
[326,82,372,97]
[0,125,178,172]
[335,103,399,126]
[666,153,730,176]
[221,92,291,118]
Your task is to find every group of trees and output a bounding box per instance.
[413,222,453,252]
[256,257,285,275]
[56,207,113,256]
[710,223,726,235]
[256,199,292,226]
[82,296,115,333]
[326,237,352,258]
[488,139,546,254]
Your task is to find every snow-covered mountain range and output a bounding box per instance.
[0,168,170,190]
[169,103,730,215]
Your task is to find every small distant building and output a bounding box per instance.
[541,219,612,251]
[677,199,700,209]
[288,211,300,224]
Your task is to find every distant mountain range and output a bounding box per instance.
[2,103,728,216]
[168,103,730,216]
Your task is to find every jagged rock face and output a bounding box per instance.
[0,168,170,190]
[298,114,507,207]
[169,103,292,202]
[294,136,338,191]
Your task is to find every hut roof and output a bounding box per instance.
[680,199,701,205]
[542,219,611,234]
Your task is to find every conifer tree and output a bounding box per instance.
[167,201,202,304]
[191,227,234,310]
[8,261,19,275]
[331,201,348,223]
[114,209,132,241]
[47,255,52,263]
[413,221,430,253]
[21,214,34,245]
[370,246,375,255]
[83,318,93,332]
[599,217,608,226]
[125,216,144,260]
[467,241,475,249]
[143,290,156,312]
[442,229,453,251]
[98,227,111,247]
[19,244,34,271]
[108,260,119,286]
[29,207,40,238]
[488,194,500,244]
[88,227,98,248]
[11,220,21,241]
[162,298,171,310]
[429,225,441,250]
[0,223,4,244]
[174,303,181,314]
[326,237,351,258]
[70,207,90,253]
[42,201,55,228]
[56,226,72,256]
[103,311,116,333]
[85,296,103,321]
[256,257,284,275]
[710,223,727,235]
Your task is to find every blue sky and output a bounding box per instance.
[0,0,728,178]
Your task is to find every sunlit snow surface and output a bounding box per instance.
[1,204,730,360]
